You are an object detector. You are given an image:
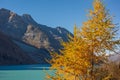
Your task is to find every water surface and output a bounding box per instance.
[0,64,54,80]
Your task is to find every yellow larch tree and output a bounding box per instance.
[47,26,91,80]
[80,0,120,79]
[47,0,120,80]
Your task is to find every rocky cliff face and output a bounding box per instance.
[23,25,49,49]
[0,8,72,65]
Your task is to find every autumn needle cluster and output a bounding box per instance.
[47,0,120,80]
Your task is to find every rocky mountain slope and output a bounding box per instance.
[0,32,36,65]
[0,8,72,65]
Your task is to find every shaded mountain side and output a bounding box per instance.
[0,8,27,39]
[13,39,51,64]
[0,32,36,65]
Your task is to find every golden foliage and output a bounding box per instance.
[47,0,120,80]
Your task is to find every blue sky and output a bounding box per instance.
[0,0,120,33]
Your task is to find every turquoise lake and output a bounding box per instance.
[0,64,54,80]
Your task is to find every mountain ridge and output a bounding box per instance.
[0,8,72,65]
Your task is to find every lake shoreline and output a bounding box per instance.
[0,64,51,70]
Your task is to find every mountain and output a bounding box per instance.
[0,8,72,65]
[0,32,36,65]
[0,8,72,51]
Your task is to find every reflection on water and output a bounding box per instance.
[0,64,54,80]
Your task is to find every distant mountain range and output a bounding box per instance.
[0,8,72,65]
